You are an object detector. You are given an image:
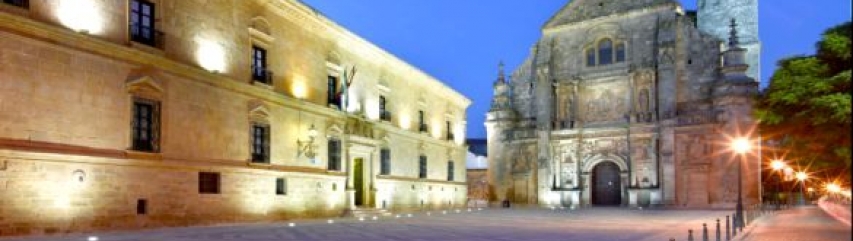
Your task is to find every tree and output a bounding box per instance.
[755,22,852,183]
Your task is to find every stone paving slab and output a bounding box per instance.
[1,208,732,241]
[738,206,851,241]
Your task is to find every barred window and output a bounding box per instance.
[132,98,160,152]
[327,76,339,108]
[447,161,455,181]
[419,155,427,179]
[129,0,156,46]
[275,178,286,195]
[380,148,391,175]
[251,46,269,84]
[328,139,342,171]
[251,124,270,163]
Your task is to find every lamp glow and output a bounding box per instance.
[196,38,227,73]
[770,160,786,171]
[57,0,103,34]
[795,171,808,181]
[827,183,842,193]
[731,138,751,154]
[292,81,307,99]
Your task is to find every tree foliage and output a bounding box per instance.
[755,22,852,182]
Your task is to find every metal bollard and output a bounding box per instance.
[703,223,709,241]
[725,215,731,241]
[716,218,721,241]
[688,229,694,241]
[670,239,676,241]
[732,213,738,237]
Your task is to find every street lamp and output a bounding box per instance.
[795,171,808,205]
[731,138,751,229]
[770,160,787,209]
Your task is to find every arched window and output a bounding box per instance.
[586,48,596,67]
[616,43,626,63]
[598,39,613,65]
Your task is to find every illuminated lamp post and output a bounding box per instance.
[770,160,786,210]
[731,138,751,229]
[795,171,808,205]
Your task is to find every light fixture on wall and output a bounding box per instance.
[72,169,87,183]
[297,124,318,159]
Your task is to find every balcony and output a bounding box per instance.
[252,67,274,85]
[129,24,165,49]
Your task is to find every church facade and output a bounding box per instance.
[0,0,469,236]
[486,0,761,208]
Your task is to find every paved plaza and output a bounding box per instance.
[1,208,733,241]
[741,206,851,241]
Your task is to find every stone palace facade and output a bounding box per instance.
[0,0,470,236]
[486,0,761,208]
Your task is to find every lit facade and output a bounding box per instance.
[486,0,761,208]
[0,0,470,236]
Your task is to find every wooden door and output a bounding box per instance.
[592,162,622,206]
[354,158,364,206]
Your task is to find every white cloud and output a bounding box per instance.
[466,151,488,169]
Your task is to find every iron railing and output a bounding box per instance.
[129,24,165,49]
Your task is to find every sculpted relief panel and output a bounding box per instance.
[511,144,537,174]
[583,86,628,123]
[677,134,712,165]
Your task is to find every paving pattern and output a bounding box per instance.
[1,208,733,241]
[740,206,851,241]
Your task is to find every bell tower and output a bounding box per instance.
[698,0,761,82]
[486,62,517,204]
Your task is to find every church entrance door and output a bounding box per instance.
[592,162,622,206]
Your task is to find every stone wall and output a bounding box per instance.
[0,0,469,236]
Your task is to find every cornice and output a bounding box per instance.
[265,0,471,107]
[543,4,676,34]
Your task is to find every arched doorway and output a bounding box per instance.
[592,162,622,206]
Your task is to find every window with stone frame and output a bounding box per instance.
[379,96,391,121]
[447,161,454,181]
[586,48,596,67]
[131,98,160,152]
[598,39,613,65]
[615,43,626,63]
[251,45,271,84]
[418,110,428,132]
[418,155,428,179]
[129,0,158,47]
[2,0,27,8]
[327,75,339,108]
[251,123,270,163]
[445,121,454,141]
[275,177,287,195]
[327,139,342,171]
[198,172,221,194]
[380,148,391,175]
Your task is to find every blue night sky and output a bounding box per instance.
[299,0,852,139]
